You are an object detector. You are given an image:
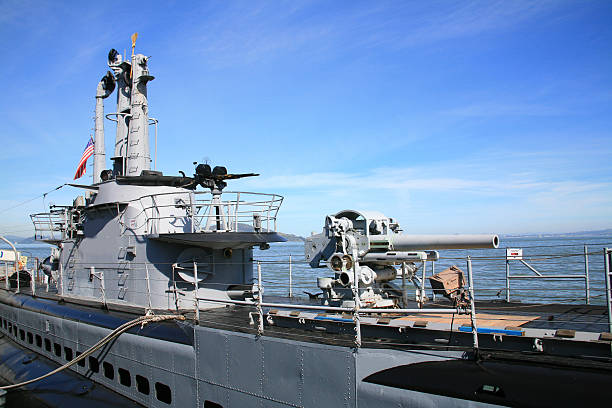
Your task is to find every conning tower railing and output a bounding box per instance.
[30,208,69,242]
[120,191,283,235]
[193,191,283,233]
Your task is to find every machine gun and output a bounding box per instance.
[304,210,498,308]
[186,163,259,231]
[190,163,258,192]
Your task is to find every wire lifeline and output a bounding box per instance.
[0,313,185,390]
[0,184,67,215]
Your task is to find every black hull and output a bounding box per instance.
[0,335,142,407]
[364,351,612,407]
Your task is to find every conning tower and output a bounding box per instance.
[30,36,285,312]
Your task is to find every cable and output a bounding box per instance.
[0,313,185,390]
[0,184,67,215]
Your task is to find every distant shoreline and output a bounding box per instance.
[501,229,612,239]
[2,227,610,246]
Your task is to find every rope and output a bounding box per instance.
[0,313,185,390]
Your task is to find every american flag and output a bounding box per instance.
[73,137,94,180]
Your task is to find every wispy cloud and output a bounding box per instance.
[248,143,612,235]
[172,0,566,68]
[397,1,560,46]
[441,102,564,117]
[251,167,612,197]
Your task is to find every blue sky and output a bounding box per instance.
[0,0,611,237]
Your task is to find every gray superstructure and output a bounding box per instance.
[0,37,610,408]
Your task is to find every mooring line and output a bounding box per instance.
[0,313,185,390]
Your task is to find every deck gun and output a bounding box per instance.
[304,210,499,308]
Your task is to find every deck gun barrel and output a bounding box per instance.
[375,234,499,251]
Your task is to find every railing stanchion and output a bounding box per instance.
[16,258,20,294]
[505,257,510,303]
[234,192,240,231]
[420,260,427,307]
[63,208,68,240]
[352,259,362,348]
[31,261,36,296]
[288,254,293,298]
[257,261,264,335]
[4,262,8,290]
[584,245,590,305]
[193,261,200,323]
[467,256,479,350]
[401,262,407,308]
[604,248,611,342]
[431,260,436,302]
[190,192,195,233]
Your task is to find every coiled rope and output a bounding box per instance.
[0,313,185,390]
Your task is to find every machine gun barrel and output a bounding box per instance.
[374,234,499,250]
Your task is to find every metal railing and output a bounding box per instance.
[605,248,611,336]
[122,191,283,234]
[196,257,480,349]
[40,244,608,309]
[266,248,609,305]
[30,209,68,242]
[5,244,611,351]
[0,248,44,296]
[505,245,591,304]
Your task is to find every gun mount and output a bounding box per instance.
[304,209,499,308]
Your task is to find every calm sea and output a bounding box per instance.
[3,235,612,305]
